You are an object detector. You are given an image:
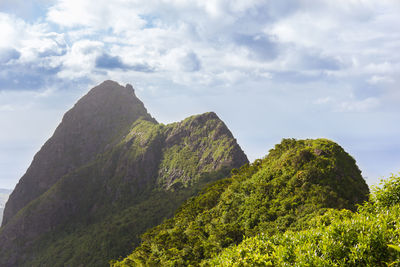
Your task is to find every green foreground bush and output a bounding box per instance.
[206,174,400,266]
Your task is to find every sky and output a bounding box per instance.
[0,0,399,189]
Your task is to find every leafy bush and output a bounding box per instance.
[205,174,400,266]
[371,173,400,207]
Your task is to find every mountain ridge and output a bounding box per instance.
[114,138,370,266]
[0,80,248,266]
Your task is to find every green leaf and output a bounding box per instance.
[388,244,400,252]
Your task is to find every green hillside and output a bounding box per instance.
[114,138,370,266]
[206,174,400,266]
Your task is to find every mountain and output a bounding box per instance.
[0,80,248,267]
[2,81,155,226]
[0,189,12,225]
[114,138,370,266]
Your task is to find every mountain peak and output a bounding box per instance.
[125,82,135,92]
[2,80,155,226]
[88,80,136,97]
[73,80,143,114]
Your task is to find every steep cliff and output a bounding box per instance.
[0,81,248,266]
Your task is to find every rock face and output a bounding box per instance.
[0,81,248,267]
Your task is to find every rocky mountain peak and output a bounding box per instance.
[81,80,138,104]
[2,81,154,226]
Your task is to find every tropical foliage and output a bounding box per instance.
[206,173,400,266]
[113,138,370,266]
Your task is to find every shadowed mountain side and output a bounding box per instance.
[0,81,248,266]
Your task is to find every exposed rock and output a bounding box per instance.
[314,148,327,156]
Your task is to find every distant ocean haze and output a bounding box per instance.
[0,189,12,225]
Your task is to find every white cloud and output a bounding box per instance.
[338,97,380,112]
[47,0,146,31]
[0,13,68,92]
[1,0,400,187]
[0,0,398,98]
[56,40,104,79]
[0,13,65,60]
[368,75,395,85]
[22,0,395,96]
[364,62,396,74]
[0,13,26,48]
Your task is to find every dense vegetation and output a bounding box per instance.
[206,174,400,266]
[113,138,370,266]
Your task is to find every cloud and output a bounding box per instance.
[300,52,341,71]
[0,0,55,21]
[234,33,278,61]
[95,53,127,69]
[0,48,20,64]
[0,62,62,91]
[338,97,380,113]
[179,52,201,72]
[95,53,154,72]
[2,0,397,91]
[36,33,68,58]
[46,0,147,32]
[55,40,103,79]
[0,0,398,97]
[128,63,155,73]
[1,0,400,188]
[0,16,66,87]
[368,75,395,85]
[0,13,70,90]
